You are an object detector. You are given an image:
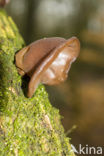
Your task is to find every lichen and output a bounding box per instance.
[0,9,75,156]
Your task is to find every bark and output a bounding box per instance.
[0,9,75,156]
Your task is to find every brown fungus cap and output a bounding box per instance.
[15,37,80,98]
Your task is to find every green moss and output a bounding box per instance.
[0,9,75,156]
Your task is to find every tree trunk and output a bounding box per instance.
[0,9,75,156]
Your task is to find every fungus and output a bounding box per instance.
[15,37,80,97]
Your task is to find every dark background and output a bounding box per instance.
[6,0,104,155]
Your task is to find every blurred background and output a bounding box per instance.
[6,0,104,155]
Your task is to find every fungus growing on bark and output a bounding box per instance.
[15,37,80,97]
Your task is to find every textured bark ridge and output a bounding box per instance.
[0,9,75,156]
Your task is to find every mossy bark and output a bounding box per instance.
[0,9,75,156]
